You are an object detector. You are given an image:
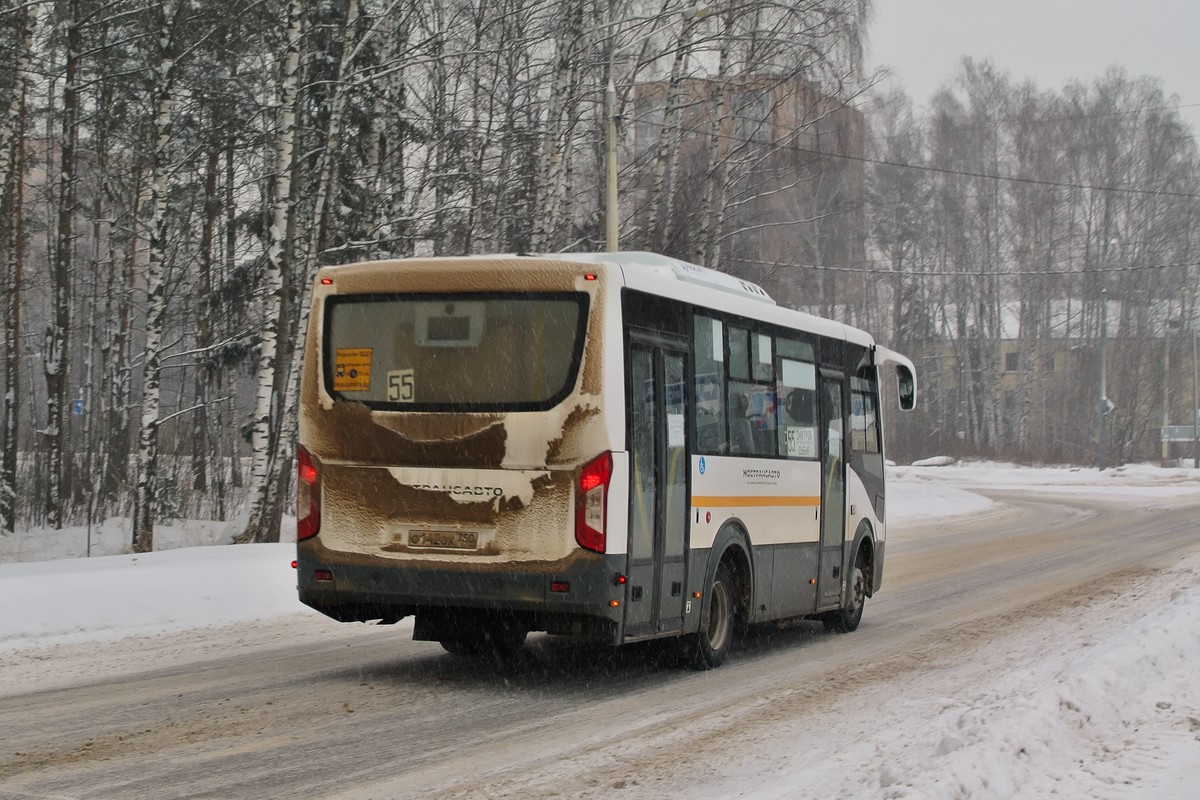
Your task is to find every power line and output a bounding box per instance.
[647,113,1200,201]
[807,145,1200,201]
[851,95,1200,142]
[741,257,1200,278]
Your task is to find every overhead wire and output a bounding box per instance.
[629,106,1200,201]
[739,256,1200,278]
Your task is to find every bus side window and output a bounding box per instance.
[850,370,880,453]
[849,391,879,453]
[728,381,775,456]
[728,386,755,454]
[777,357,817,459]
[693,315,726,454]
[728,327,750,381]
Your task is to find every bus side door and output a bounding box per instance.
[624,335,689,638]
[818,371,847,610]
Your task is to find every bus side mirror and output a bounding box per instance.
[896,365,915,411]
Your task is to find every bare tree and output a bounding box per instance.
[0,0,36,536]
[238,0,304,545]
[43,0,83,530]
[131,0,182,552]
[529,0,586,252]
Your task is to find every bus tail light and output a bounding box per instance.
[575,451,613,553]
[297,445,321,541]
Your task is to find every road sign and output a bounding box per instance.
[1161,425,1200,442]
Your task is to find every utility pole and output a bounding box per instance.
[605,77,618,252]
[1162,307,1171,468]
[1192,319,1198,469]
[602,0,620,253]
[1098,287,1109,471]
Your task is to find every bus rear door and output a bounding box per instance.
[624,333,689,638]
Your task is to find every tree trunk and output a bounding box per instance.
[239,0,304,544]
[696,10,732,266]
[98,210,126,511]
[192,148,220,498]
[644,13,702,251]
[0,4,33,535]
[530,0,584,252]
[265,0,375,544]
[45,0,82,529]
[132,0,179,553]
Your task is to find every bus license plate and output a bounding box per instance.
[409,529,479,550]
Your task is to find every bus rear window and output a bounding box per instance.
[323,292,589,410]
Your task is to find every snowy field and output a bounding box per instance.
[2,461,1199,798]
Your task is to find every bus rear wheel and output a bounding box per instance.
[687,562,735,670]
[438,616,528,659]
[823,560,866,633]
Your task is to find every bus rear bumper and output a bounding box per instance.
[296,542,626,642]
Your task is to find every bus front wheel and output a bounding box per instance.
[687,562,735,670]
[823,560,866,633]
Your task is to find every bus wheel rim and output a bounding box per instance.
[850,568,865,612]
[708,581,731,649]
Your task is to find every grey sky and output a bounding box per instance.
[868,0,1200,132]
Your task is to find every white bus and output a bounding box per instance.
[296,251,915,668]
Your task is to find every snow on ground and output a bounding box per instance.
[0,513,306,649]
[886,459,1200,527]
[695,545,1200,800]
[1,461,1199,797]
[0,514,256,562]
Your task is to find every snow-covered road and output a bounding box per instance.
[1,463,1199,799]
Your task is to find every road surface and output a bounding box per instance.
[2,490,1197,799]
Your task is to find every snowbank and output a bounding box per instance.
[0,543,307,650]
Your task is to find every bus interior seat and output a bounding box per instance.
[730,416,754,454]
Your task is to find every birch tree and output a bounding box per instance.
[0,1,35,536]
[1008,86,1065,455]
[43,0,83,529]
[238,0,304,544]
[259,0,406,544]
[261,0,367,545]
[865,87,930,342]
[0,2,32,200]
[131,0,182,552]
[642,4,706,252]
[694,3,735,265]
[11,0,1200,525]
[529,0,585,252]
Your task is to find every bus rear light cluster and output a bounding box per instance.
[297,445,321,541]
[575,451,613,553]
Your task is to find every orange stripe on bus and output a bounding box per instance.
[691,495,820,508]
